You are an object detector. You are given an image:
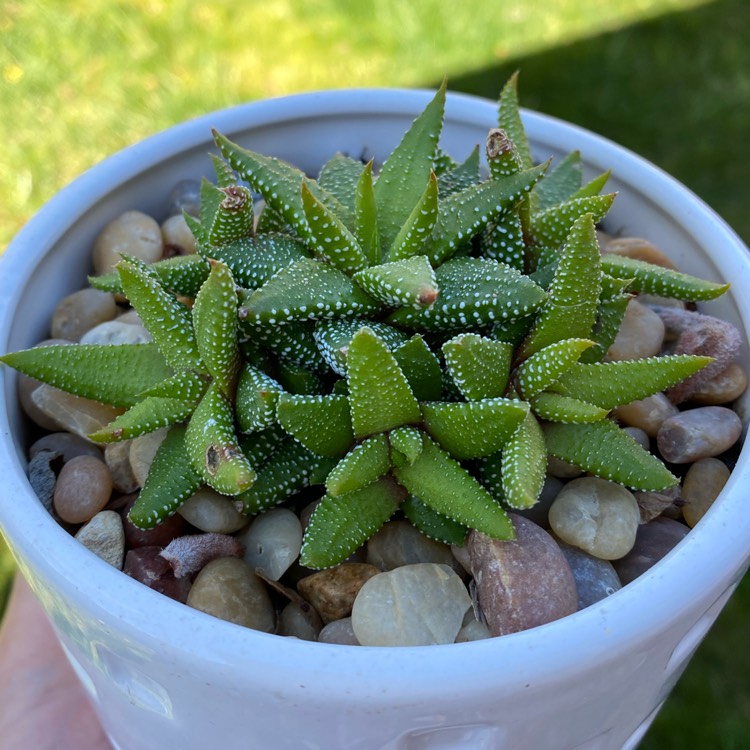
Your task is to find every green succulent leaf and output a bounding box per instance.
[301,179,368,273]
[191,260,240,395]
[235,364,284,433]
[544,419,678,490]
[486,128,523,179]
[238,256,378,327]
[238,425,287,468]
[127,425,203,529]
[529,193,615,250]
[392,335,443,401]
[572,170,611,200]
[353,255,438,308]
[313,318,409,376]
[209,153,236,188]
[552,355,713,410]
[276,392,354,457]
[437,145,480,197]
[275,360,324,395]
[354,160,380,266]
[433,147,457,175]
[520,213,602,357]
[401,495,468,546]
[497,71,533,169]
[116,257,203,373]
[387,171,439,262]
[374,80,446,252]
[392,436,514,540]
[137,370,209,401]
[213,130,353,238]
[529,392,609,423]
[238,437,336,514]
[89,254,211,297]
[202,181,254,247]
[442,333,513,401]
[425,162,548,266]
[318,153,365,212]
[580,275,633,364]
[480,211,526,271]
[185,381,256,495]
[599,255,731,301]
[532,151,583,211]
[347,327,422,438]
[300,478,404,569]
[389,425,424,466]
[89,395,197,443]
[244,320,328,373]
[325,433,391,497]
[0,343,172,408]
[210,234,310,289]
[501,411,547,509]
[388,256,546,331]
[421,397,529,459]
[514,338,594,399]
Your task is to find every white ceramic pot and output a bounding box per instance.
[1,90,749,750]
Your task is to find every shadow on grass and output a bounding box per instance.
[427,1,750,747]
[435,0,750,247]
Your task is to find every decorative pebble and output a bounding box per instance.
[186,557,275,632]
[603,237,677,269]
[177,487,247,534]
[116,309,145,326]
[30,431,103,463]
[28,449,58,512]
[634,486,681,523]
[31,385,123,440]
[317,617,361,645]
[121,494,186,549]
[278,601,323,642]
[546,455,583,479]
[75,510,125,569]
[467,518,577,636]
[691,362,748,405]
[92,210,163,275]
[681,457,730,527]
[366,520,455,571]
[238,508,303,581]
[351,563,471,646]
[555,539,622,609]
[455,617,491,642]
[129,428,167,487]
[614,392,679,438]
[80,320,152,346]
[298,563,380,624]
[161,214,197,255]
[612,517,689,584]
[123,546,192,603]
[548,477,640,560]
[53,454,114,524]
[656,406,742,463]
[606,299,665,361]
[622,426,650,451]
[50,288,117,342]
[104,440,139,494]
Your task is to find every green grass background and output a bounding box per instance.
[1,0,749,746]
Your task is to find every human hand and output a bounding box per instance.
[0,573,113,750]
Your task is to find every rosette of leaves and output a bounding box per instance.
[1,75,731,569]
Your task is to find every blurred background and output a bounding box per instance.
[1,0,748,746]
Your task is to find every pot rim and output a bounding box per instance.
[1,87,749,686]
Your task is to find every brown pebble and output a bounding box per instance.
[161,214,197,256]
[93,210,163,275]
[681,457,730,527]
[603,237,678,269]
[656,406,742,463]
[606,300,665,361]
[51,288,117,342]
[690,362,748,405]
[104,441,139,494]
[123,546,192,603]
[121,495,186,549]
[612,517,689,584]
[298,563,380,624]
[75,510,125,569]
[467,515,577,637]
[614,392,679,438]
[53,455,114,524]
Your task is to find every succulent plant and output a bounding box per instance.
[1,75,730,570]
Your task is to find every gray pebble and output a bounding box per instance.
[177,487,247,534]
[656,406,742,463]
[239,508,302,581]
[80,320,151,346]
[278,601,323,642]
[366,520,455,571]
[455,618,491,642]
[75,510,125,569]
[351,563,471,646]
[30,432,103,463]
[612,517,689,584]
[51,288,117,341]
[317,617,361,646]
[555,539,622,609]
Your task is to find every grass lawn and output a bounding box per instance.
[1,0,749,746]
